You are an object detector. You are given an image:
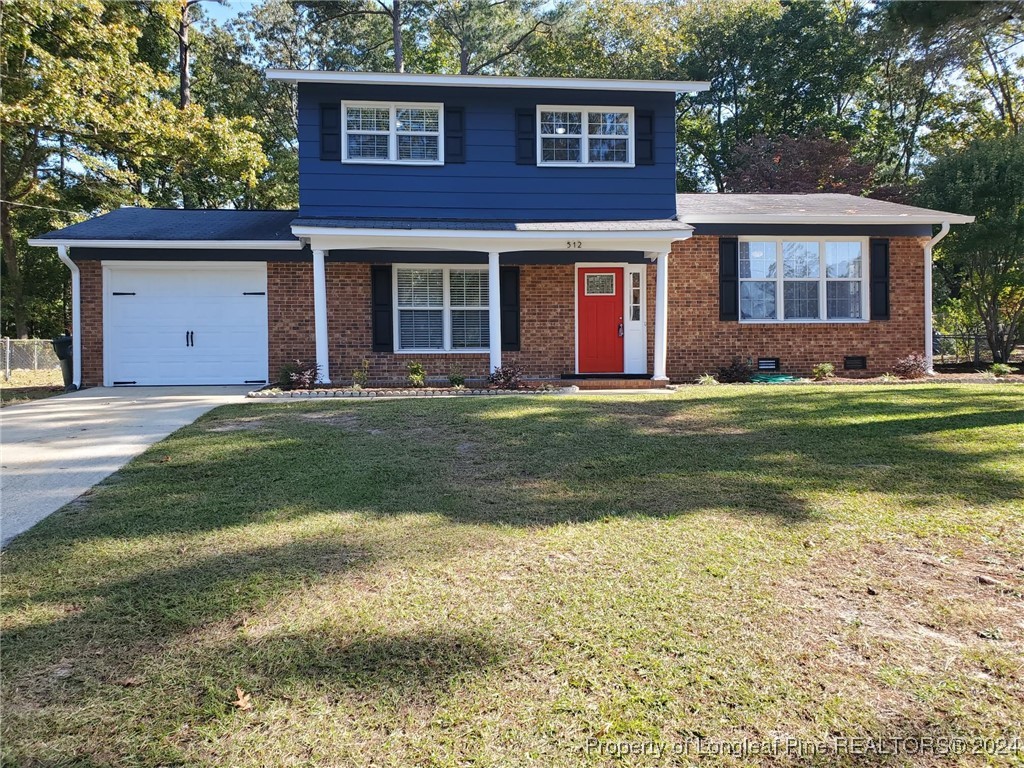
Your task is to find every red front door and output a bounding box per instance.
[578,267,624,373]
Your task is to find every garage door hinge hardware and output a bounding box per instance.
[243,291,266,296]
[113,381,137,385]
[112,292,136,296]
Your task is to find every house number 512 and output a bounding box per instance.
[566,240,582,249]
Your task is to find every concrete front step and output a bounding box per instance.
[554,378,666,390]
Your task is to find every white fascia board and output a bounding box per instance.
[266,69,710,94]
[27,239,303,250]
[292,226,693,253]
[679,214,976,225]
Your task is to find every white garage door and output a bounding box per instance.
[104,262,269,386]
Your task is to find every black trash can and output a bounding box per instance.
[51,335,76,391]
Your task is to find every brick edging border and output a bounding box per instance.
[247,386,582,399]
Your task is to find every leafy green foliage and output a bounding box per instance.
[406,361,427,387]
[990,363,1015,377]
[811,363,836,381]
[918,134,1024,363]
[280,360,320,388]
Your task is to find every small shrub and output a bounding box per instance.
[892,354,928,380]
[990,362,1014,377]
[406,361,427,387]
[352,358,370,389]
[280,359,320,389]
[717,356,753,384]
[695,373,719,386]
[811,362,835,381]
[488,365,525,389]
[448,365,466,388]
[879,372,901,383]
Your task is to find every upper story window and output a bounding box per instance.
[342,102,444,165]
[739,237,868,322]
[536,106,634,167]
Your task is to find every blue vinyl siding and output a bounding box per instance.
[297,83,677,221]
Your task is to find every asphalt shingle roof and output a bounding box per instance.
[290,217,690,232]
[675,193,972,222]
[34,207,299,242]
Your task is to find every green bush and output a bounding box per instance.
[488,365,525,389]
[406,361,427,387]
[352,358,370,389]
[448,365,466,387]
[892,354,929,380]
[811,362,835,381]
[279,360,320,389]
[990,363,1014,377]
[695,373,719,385]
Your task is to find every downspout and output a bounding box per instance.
[924,222,951,374]
[56,245,82,390]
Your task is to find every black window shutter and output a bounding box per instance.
[870,238,890,321]
[370,265,393,352]
[320,103,341,161]
[635,109,655,165]
[515,108,535,165]
[445,106,465,163]
[719,237,739,321]
[500,266,520,351]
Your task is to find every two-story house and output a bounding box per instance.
[31,71,973,389]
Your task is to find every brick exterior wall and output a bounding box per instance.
[75,235,927,388]
[665,235,926,378]
[78,260,104,387]
[268,261,655,386]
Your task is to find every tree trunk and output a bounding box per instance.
[178,2,191,109]
[392,0,404,73]
[460,44,470,75]
[0,199,28,338]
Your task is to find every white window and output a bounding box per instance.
[537,106,634,166]
[342,102,443,165]
[739,238,868,322]
[394,266,489,352]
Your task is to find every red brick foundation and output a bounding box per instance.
[78,260,103,388]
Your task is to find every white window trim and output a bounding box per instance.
[738,236,869,323]
[341,101,444,166]
[392,265,490,353]
[536,105,635,168]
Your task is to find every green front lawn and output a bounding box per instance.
[3,386,1023,766]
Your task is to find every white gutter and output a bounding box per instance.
[924,221,951,374]
[677,214,976,226]
[27,239,302,250]
[55,245,81,390]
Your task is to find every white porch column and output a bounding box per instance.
[312,248,331,383]
[488,251,502,373]
[56,246,81,390]
[653,250,670,381]
[924,222,951,374]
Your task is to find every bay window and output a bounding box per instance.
[343,102,443,164]
[739,238,868,322]
[394,267,489,352]
[537,106,634,166]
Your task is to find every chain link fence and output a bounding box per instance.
[934,333,1023,365]
[2,338,61,381]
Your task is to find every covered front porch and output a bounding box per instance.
[290,219,693,386]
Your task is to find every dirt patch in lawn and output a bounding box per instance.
[298,411,362,430]
[773,540,1024,683]
[206,417,268,432]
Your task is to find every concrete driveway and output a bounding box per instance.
[1,386,250,547]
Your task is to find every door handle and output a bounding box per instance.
[617,320,624,337]
[186,331,190,347]
[190,331,195,347]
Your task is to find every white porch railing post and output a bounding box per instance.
[653,250,670,381]
[488,251,502,374]
[312,248,332,384]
